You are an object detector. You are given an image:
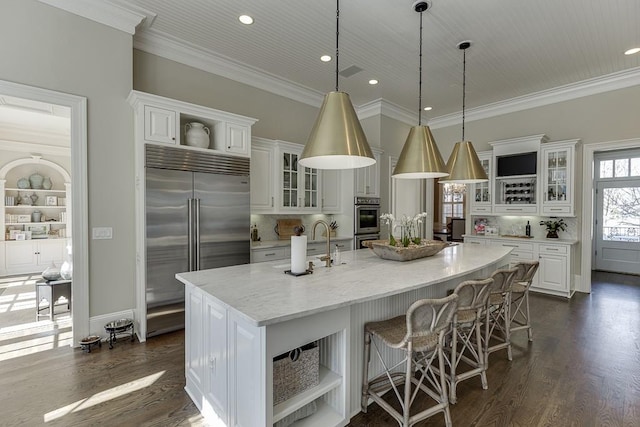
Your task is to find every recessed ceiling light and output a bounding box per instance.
[238,15,253,25]
[320,55,332,62]
[423,106,433,111]
[368,79,379,85]
[624,47,640,55]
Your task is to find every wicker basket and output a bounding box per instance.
[273,342,319,405]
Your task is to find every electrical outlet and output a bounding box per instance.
[92,227,113,239]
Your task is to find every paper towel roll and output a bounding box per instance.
[290,235,307,274]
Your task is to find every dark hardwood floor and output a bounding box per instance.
[1,271,638,426]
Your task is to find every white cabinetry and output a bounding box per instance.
[470,151,492,215]
[1,157,71,275]
[476,135,579,216]
[535,243,574,298]
[355,148,382,197]
[251,240,351,264]
[144,105,176,144]
[251,246,288,263]
[321,170,342,213]
[277,141,320,212]
[463,237,488,246]
[130,90,257,157]
[463,236,575,298]
[204,295,229,422]
[491,135,546,215]
[250,138,345,214]
[185,283,349,427]
[541,140,578,216]
[5,239,66,275]
[250,138,275,212]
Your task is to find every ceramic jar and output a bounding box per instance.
[32,211,42,223]
[185,122,210,148]
[29,173,44,189]
[42,177,53,190]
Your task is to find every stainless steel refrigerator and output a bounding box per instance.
[145,145,250,337]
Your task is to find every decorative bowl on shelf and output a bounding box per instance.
[363,239,450,262]
[17,177,30,189]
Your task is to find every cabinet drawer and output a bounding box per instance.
[464,237,487,246]
[494,205,538,214]
[539,244,568,255]
[251,247,287,263]
[510,250,535,260]
[542,205,571,215]
[306,244,326,256]
[492,241,534,251]
[471,206,492,214]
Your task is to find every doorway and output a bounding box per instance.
[594,151,640,274]
[0,80,88,346]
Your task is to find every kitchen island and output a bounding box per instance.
[176,243,512,427]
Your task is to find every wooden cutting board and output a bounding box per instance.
[276,218,303,240]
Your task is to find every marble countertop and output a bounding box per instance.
[250,236,353,250]
[176,244,512,327]
[463,234,578,245]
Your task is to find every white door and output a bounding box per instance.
[595,179,640,274]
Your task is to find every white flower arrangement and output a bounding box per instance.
[380,212,429,247]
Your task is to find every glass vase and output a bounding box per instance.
[42,261,61,281]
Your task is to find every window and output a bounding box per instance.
[599,157,640,179]
[441,183,465,224]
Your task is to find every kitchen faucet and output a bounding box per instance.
[311,220,332,267]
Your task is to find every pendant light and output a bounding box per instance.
[299,0,375,170]
[440,41,488,184]
[393,1,448,179]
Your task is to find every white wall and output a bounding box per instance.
[0,0,134,316]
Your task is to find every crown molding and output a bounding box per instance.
[38,0,155,35]
[428,66,640,129]
[0,139,70,156]
[134,28,325,108]
[0,123,70,146]
[357,99,415,126]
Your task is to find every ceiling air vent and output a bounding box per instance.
[339,65,363,78]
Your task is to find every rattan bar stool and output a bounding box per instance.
[510,261,540,341]
[446,278,494,404]
[483,268,518,363]
[361,294,458,427]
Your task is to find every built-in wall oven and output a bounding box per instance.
[354,196,380,248]
[355,233,381,249]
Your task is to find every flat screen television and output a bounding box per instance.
[496,152,537,177]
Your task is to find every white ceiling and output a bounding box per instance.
[0,96,71,146]
[122,0,640,121]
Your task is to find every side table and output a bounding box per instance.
[36,279,72,321]
[104,319,135,349]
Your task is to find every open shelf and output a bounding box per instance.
[5,188,66,193]
[290,399,343,427]
[272,365,341,423]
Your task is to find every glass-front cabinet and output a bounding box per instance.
[470,151,492,214]
[541,140,577,216]
[277,142,320,212]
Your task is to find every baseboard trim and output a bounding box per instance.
[89,309,135,340]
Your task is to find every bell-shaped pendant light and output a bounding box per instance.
[393,1,448,179]
[440,41,488,184]
[299,0,375,170]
